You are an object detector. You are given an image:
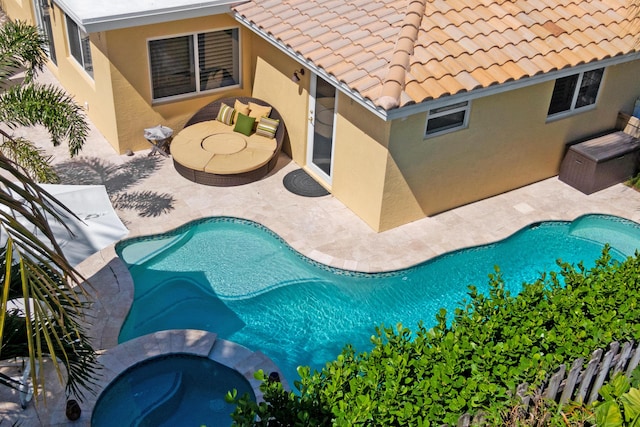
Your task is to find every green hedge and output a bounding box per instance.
[228,247,640,426]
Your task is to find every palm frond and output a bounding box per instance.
[0,131,58,183]
[0,20,48,83]
[0,83,88,156]
[0,155,98,401]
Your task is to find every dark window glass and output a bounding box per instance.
[198,29,239,91]
[149,36,195,99]
[548,68,604,116]
[66,16,92,77]
[547,74,578,115]
[150,29,240,100]
[426,110,466,135]
[576,68,604,108]
[66,17,81,63]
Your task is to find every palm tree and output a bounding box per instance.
[0,20,97,403]
[0,20,87,182]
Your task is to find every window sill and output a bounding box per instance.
[546,105,597,123]
[151,84,242,106]
[424,125,468,139]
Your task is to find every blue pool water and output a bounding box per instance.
[117,214,640,384]
[91,354,254,427]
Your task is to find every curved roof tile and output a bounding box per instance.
[233,0,640,110]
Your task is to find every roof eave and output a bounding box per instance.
[234,11,640,122]
[386,51,640,120]
[54,0,235,33]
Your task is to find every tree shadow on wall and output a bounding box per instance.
[54,156,175,218]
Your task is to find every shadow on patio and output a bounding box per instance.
[54,155,175,219]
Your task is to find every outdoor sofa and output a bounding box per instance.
[172,97,285,186]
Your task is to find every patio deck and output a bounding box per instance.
[2,67,640,426]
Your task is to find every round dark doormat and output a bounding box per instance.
[283,169,329,197]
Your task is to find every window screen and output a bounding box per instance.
[548,68,604,116]
[149,28,240,101]
[66,16,92,77]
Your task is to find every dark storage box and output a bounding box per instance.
[559,131,640,194]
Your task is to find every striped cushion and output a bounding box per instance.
[255,116,280,139]
[216,103,235,125]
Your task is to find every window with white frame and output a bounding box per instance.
[34,0,57,65]
[65,16,92,78]
[149,28,240,101]
[425,101,469,137]
[547,68,604,117]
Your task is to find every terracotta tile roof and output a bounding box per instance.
[233,0,640,111]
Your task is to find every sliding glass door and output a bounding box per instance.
[306,74,336,185]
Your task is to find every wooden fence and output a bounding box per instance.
[454,340,640,426]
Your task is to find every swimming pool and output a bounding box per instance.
[91,353,254,427]
[117,214,640,383]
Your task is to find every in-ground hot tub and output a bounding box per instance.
[91,353,255,427]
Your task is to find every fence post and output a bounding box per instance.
[587,341,620,404]
[560,357,584,404]
[575,348,603,403]
[625,341,640,377]
[544,364,566,400]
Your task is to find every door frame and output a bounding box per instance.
[306,73,337,186]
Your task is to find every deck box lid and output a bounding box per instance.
[570,131,640,162]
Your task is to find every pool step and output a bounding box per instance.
[569,215,640,256]
[132,371,184,427]
[133,276,210,308]
[120,227,194,267]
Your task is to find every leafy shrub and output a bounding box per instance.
[626,174,640,191]
[228,248,640,426]
[592,370,640,427]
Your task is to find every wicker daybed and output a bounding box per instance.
[172,97,286,186]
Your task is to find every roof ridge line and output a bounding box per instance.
[377,0,427,110]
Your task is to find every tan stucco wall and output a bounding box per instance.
[249,36,308,163]
[1,0,33,23]
[374,58,640,231]
[247,39,397,231]
[330,96,392,230]
[3,4,253,154]
[54,23,120,150]
[104,14,252,153]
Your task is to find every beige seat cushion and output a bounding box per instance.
[171,122,219,170]
[172,120,278,175]
[246,134,278,152]
[205,149,274,174]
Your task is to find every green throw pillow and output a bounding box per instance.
[216,103,235,125]
[234,113,255,136]
[255,116,280,138]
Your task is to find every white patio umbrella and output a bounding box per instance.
[4,184,129,266]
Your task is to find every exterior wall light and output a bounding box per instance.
[292,68,305,82]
